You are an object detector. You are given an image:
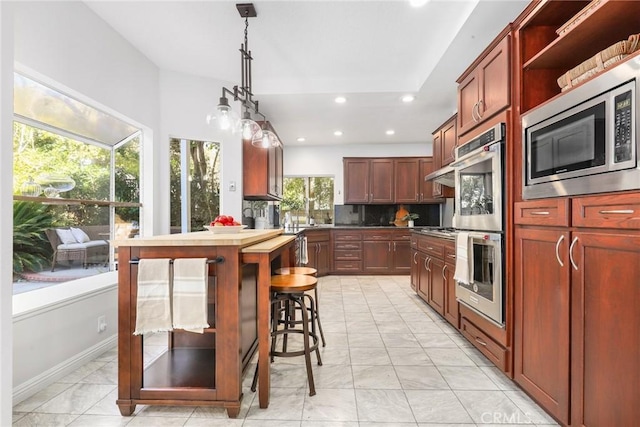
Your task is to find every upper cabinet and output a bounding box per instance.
[518,0,640,113]
[243,122,283,201]
[457,33,511,136]
[344,157,442,204]
[432,114,457,168]
[343,158,394,204]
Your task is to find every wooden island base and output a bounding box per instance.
[114,230,294,418]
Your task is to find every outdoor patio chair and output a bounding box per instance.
[44,228,109,271]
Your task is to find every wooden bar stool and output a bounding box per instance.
[251,273,322,396]
[274,266,326,347]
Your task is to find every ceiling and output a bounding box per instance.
[84,0,529,148]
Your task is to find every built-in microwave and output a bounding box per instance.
[522,55,640,200]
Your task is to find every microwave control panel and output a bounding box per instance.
[614,90,632,163]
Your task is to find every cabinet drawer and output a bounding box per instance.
[460,318,507,372]
[304,229,330,243]
[334,250,361,260]
[393,231,412,241]
[333,231,363,241]
[444,243,456,265]
[334,260,362,272]
[514,198,570,226]
[363,231,392,241]
[334,241,362,251]
[417,236,445,259]
[572,193,640,230]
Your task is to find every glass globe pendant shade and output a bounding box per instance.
[207,97,239,132]
[240,111,263,144]
[257,129,279,148]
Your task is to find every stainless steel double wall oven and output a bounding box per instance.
[451,122,505,326]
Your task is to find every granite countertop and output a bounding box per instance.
[112,229,283,247]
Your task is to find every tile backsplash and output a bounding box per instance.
[334,204,440,227]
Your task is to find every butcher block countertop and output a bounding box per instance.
[112,228,284,247]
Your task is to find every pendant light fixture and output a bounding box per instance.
[208,3,280,148]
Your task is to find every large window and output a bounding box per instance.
[281,176,334,225]
[169,138,221,233]
[12,73,141,293]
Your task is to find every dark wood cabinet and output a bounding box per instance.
[442,244,458,328]
[392,232,412,274]
[570,231,640,427]
[430,117,455,199]
[343,158,394,204]
[243,123,283,201]
[419,158,434,202]
[416,252,430,302]
[361,229,411,274]
[394,158,420,203]
[514,226,570,425]
[427,256,445,316]
[457,33,511,136]
[514,194,640,426]
[304,229,331,277]
[332,230,363,273]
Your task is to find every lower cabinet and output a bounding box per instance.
[333,229,411,274]
[412,233,457,326]
[304,229,331,276]
[514,194,640,426]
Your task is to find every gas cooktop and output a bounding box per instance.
[420,227,457,239]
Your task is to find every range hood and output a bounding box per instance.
[424,164,455,188]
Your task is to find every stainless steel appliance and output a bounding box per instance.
[452,123,505,232]
[455,231,503,326]
[522,55,639,199]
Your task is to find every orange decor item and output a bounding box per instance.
[394,205,409,227]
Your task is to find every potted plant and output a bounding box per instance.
[402,212,419,227]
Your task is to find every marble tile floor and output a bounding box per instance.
[12,275,560,426]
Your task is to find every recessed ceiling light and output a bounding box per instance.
[334,130,343,136]
[402,95,415,103]
[409,0,429,7]
[334,96,347,104]
[296,137,306,142]
[386,130,395,136]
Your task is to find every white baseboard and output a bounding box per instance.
[12,334,117,405]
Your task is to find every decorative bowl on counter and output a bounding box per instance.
[204,225,247,234]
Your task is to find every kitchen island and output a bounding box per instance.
[113,229,294,417]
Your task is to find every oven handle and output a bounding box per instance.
[450,145,500,170]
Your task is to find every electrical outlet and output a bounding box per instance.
[97,315,107,333]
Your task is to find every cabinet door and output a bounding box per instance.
[272,144,283,198]
[316,241,331,276]
[441,118,457,166]
[477,35,510,125]
[571,232,640,427]
[417,253,430,302]
[410,249,419,292]
[362,240,392,272]
[514,227,570,425]
[306,242,318,269]
[443,249,459,328]
[432,131,443,169]
[428,257,445,316]
[344,159,370,203]
[394,158,420,203]
[370,159,394,203]
[457,72,480,136]
[392,240,411,274]
[419,158,434,201]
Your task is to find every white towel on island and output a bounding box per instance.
[134,259,173,335]
[172,258,210,334]
[453,232,473,285]
[300,236,309,265]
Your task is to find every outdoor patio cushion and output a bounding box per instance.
[57,240,108,250]
[56,228,77,245]
[70,227,91,243]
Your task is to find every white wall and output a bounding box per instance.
[159,70,244,223]
[5,1,162,414]
[284,143,432,205]
[1,3,15,424]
